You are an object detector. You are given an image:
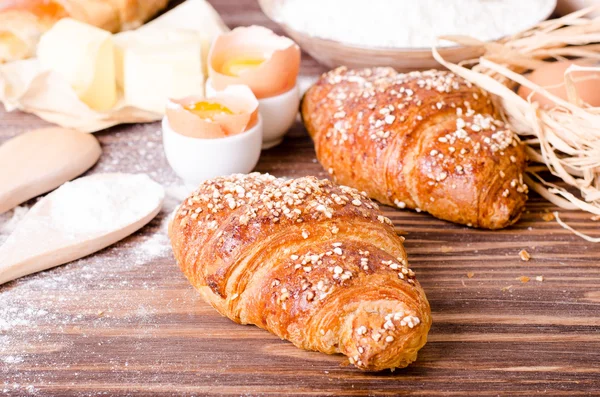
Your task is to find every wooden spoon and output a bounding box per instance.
[0,173,165,285]
[0,127,102,214]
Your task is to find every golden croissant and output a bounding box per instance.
[0,0,168,63]
[169,173,432,371]
[302,67,529,229]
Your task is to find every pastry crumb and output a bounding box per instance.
[519,249,531,261]
[592,215,600,221]
[441,246,453,253]
[517,276,530,283]
[466,272,474,278]
[541,212,555,222]
[536,275,544,282]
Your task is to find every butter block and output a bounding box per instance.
[140,0,229,76]
[37,18,117,111]
[114,29,204,114]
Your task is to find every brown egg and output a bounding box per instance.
[518,61,600,108]
[166,85,259,139]
[208,26,301,99]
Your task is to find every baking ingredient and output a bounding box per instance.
[0,206,29,246]
[0,128,101,214]
[274,0,555,49]
[114,28,204,114]
[518,61,600,108]
[141,0,229,75]
[166,85,259,139]
[221,56,267,76]
[208,26,300,99]
[432,9,600,241]
[0,193,174,394]
[184,101,235,119]
[0,173,165,285]
[37,18,117,111]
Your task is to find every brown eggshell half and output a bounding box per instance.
[208,25,301,99]
[518,61,600,108]
[166,85,259,139]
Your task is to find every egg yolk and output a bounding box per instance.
[221,56,266,77]
[185,101,234,120]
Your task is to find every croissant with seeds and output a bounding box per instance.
[302,67,529,229]
[169,173,431,371]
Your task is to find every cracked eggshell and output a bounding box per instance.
[208,25,300,99]
[166,85,259,139]
[518,61,600,108]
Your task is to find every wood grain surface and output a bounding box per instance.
[1,1,600,396]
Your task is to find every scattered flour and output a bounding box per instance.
[0,183,183,396]
[0,206,29,245]
[0,123,193,396]
[2,356,24,364]
[0,205,178,396]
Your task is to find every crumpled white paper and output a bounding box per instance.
[0,58,161,132]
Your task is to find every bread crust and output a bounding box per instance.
[302,67,528,229]
[169,173,432,371]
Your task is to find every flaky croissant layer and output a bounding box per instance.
[169,173,431,371]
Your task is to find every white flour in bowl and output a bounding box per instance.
[275,0,556,49]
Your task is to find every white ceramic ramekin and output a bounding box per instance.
[162,115,263,188]
[206,78,300,149]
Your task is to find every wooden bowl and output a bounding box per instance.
[258,0,556,72]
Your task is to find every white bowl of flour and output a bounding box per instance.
[259,0,556,70]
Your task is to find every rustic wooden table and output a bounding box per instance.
[1,1,600,396]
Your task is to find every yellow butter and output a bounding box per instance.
[37,18,117,111]
[114,29,204,114]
